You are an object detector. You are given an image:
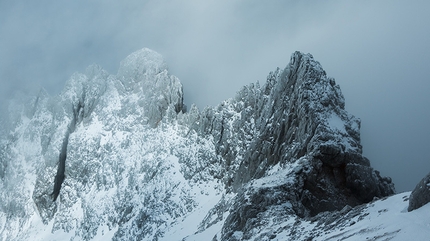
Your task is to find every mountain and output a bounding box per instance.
[0,48,428,240]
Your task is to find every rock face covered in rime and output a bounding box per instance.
[0,48,395,240]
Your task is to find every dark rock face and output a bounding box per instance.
[222,185,298,240]
[408,172,430,212]
[51,101,83,202]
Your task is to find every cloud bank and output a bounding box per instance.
[1,0,429,192]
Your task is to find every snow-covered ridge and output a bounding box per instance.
[1,48,425,241]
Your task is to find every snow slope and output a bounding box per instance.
[185,192,430,241]
[305,192,430,241]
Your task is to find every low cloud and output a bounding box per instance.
[1,0,429,192]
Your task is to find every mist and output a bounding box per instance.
[1,0,429,192]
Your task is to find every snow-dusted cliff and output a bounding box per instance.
[0,48,427,240]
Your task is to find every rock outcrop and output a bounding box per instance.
[408,172,430,212]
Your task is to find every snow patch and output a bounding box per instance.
[161,180,224,241]
[328,113,346,133]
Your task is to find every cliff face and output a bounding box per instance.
[0,48,394,240]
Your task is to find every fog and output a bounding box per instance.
[1,0,429,192]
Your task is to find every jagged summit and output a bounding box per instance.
[193,51,395,239]
[0,49,401,240]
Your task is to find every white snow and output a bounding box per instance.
[328,113,346,133]
[160,186,224,241]
[275,192,430,241]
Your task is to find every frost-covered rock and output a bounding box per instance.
[408,172,430,212]
[0,49,396,241]
[117,48,185,126]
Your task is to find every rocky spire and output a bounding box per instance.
[195,51,396,239]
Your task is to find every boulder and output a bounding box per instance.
[408,172,430,212]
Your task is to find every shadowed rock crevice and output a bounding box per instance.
[51,101,83,202]
[50,135,67,202]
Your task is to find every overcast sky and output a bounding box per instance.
[1,0,429,192]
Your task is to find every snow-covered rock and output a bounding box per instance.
[0,48,414,241]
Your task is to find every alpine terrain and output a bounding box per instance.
[1,48,429,240]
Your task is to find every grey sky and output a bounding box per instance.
[1,0,429,192]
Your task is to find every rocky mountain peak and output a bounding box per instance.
[0,49,396,240]
[186,51,396,239]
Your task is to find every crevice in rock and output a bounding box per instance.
[51,101,83,202]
